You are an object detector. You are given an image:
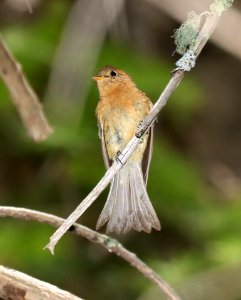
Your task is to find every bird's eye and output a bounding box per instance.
[110,70,117,77]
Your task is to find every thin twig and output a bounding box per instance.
[0,206,181,300]
[140,262,241,300]
[0,36,53,142]
[0,265,82,300]
[45,1,229,253]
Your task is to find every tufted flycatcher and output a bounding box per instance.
[93,65,160,234]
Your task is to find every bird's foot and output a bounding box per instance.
[116,151,124,165]
[137,120,143,130]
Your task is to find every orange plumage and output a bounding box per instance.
[93,65,160,234]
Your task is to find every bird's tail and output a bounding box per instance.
[96,163,161,234]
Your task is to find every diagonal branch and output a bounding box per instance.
[0,265,83,300]
[45,70,183,254]
[0,36,53,142]
[45,0,232,254]
[0,206,181,300]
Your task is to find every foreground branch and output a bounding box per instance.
[0,36,53,142]
[45,0,232,253]
[0,206,181,300]
[0,265,82,300]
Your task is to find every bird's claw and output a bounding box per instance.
[116,151,123,165]
[137,120,143,129]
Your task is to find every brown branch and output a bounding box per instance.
[0,206,181,300]
[0,265,83,300]
[45,0,230,254]
[140,262,241,300]
[45,0,125,123]
[0,36,53,142]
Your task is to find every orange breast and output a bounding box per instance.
[96,86,152,161]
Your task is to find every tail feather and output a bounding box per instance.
[107,171,127,234]
[132,169,156,233]
[130,179,143,232]
[96,173,118,229]
[135,166,161,231]
[96,164,160,234]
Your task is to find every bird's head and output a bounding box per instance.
[92,65,134,96]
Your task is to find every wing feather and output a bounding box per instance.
[142,125,154,185]
[98,122,111,169]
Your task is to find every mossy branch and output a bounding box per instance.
[45,0,233,256]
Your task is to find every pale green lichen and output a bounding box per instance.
[173,12,203,55]
[101,235,119,251]
[174,0,233,55]
[210,0,233,15]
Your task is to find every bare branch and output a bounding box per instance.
[0,206,181,300]
[0,265,83,300]
[45,0,231,253]
[140,262,241,300]
[0,36,53,142]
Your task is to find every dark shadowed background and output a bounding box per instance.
[0,0,241,299]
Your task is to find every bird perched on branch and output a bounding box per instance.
[93,65,160,234]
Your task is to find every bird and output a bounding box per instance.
[93,65,160,234]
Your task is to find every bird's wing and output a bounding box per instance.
[142,124,154,185]
[98,122,111,169]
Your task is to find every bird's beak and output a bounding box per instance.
[92,75,104,81]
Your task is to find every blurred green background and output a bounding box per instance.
[0,1,241,299]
